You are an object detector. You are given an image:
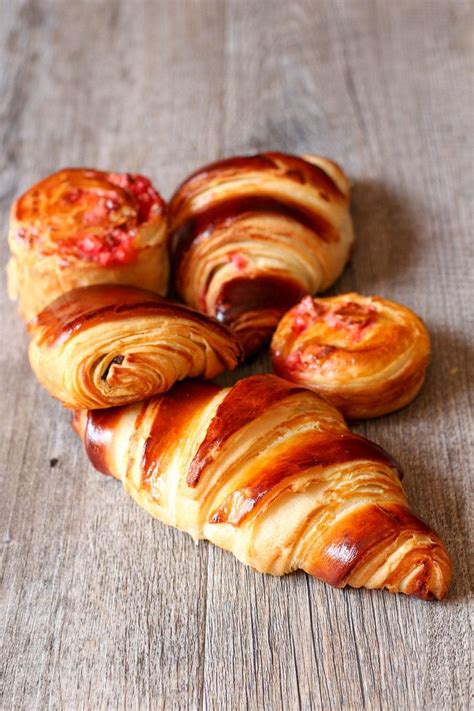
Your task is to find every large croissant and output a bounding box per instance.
[7,168,169,320]
[73,374,451,599]
[169,152,354,357]
[29,284,240,409]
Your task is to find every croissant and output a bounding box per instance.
[73,374,451,599]
[168,152,354,358]
[271,293,431,419]
[7,168,169,320]
[28,284,241,409]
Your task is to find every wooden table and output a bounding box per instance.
[1,1,472,709]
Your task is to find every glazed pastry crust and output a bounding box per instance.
[168,152,354,358]
[7,168,169,320]
[73,374,451,599]
[271,293,431,419]
[28,284,241,409]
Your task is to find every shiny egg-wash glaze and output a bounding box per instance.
[168,152,355,358]
[7,168,169,320]
[73,375,451,599]
[272,293,431,419]
[28,284,241,409]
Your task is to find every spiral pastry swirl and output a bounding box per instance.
[169,152,354,357]
[28,284,241,409]
[7,168,169,320]
[73,374,451,599]
[271,293,431,418]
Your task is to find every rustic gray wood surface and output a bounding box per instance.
[1,1,472,709]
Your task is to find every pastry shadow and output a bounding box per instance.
[427,325,473,404]
[421,327,472,604]
[214,349,273,387]
[329,178,424,295]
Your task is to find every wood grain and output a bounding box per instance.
[0,1,472,709]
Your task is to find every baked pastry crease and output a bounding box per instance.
[28,284,241,409]
[73,374,451,599]
[169,152,354,357]
[7,168,169,320]
[272,293,431,418]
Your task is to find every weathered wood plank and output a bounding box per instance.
[0,1,472,710]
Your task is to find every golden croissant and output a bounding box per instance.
[28,284,241,409]
[272,293,431,418]
[168,152,354,358]
[73,374,451,599]
[7,168,169,320]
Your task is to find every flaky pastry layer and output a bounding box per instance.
[168,152,354,358]
[73,374,451,599]
[271,293,431,418]
[28,284,241,409]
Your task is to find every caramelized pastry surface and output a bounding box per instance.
[29,284,241,409]
[169,152,354,357]
[271,293,431,418]
[73,374,451,599]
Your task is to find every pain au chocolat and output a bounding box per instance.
[73,374,451,599]
[7,168,169,320]
[28,284,241,409]
[271,293,431,419]
[168,152,354,358]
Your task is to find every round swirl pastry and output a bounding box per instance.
[271,293,431,419]
[169,152,354,358]
[28,284,241,409]
[7,168,169,321]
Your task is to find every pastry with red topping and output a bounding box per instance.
[168,152,354,358]
[271,293,431,419]
[7,168,169,320]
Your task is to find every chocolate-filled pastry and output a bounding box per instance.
[7,168,169,320]
[271,293,431,419]
[28,284,241,409]
[73,374,451,599]
[168,152,354,358]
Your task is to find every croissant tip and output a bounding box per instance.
[347,564,451,601]
[389,550,452,601]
